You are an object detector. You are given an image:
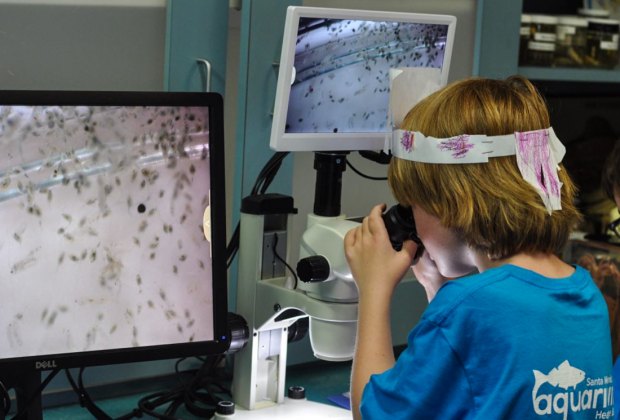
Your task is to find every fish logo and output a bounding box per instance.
[533,360,585,392]
[531,360,613,418]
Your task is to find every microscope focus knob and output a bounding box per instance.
[296,255,330,283]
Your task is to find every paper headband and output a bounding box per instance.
[390,128,565,214]
[385,68,566,214]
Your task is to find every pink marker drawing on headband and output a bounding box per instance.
[516,129,561,211]
[400,130,414,152]
[438,135,475,159]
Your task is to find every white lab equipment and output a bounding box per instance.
[229,188,356,418]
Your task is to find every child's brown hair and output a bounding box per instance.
[388,76,582,260]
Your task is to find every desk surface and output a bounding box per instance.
[42,360,352,419]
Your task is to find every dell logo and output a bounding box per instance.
[35,360,58,370]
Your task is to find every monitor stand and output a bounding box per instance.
[1,369,44,420]
[311,151,348,218]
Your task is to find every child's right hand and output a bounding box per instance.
[344,204,419,300]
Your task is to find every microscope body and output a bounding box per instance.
[297,213,359,361]
[231,194,357,414]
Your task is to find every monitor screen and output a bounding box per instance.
[270,6,456,152]
[0,91,229,373]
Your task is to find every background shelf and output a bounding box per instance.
[519,66,620,83]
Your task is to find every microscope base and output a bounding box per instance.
[212,398,350,419]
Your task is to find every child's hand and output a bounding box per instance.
[411,251,452,302]
[344,204,419,300]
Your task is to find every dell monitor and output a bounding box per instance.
[0,90,229,417]
[270,6,456,152]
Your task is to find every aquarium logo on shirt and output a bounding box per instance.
[531,360,614,420]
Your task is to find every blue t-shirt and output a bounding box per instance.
[361,264,614,419]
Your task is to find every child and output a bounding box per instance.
[344,76,614,419]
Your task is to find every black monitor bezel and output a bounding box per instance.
[0,90,230,373]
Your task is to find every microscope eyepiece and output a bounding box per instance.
[382,204,422,252]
